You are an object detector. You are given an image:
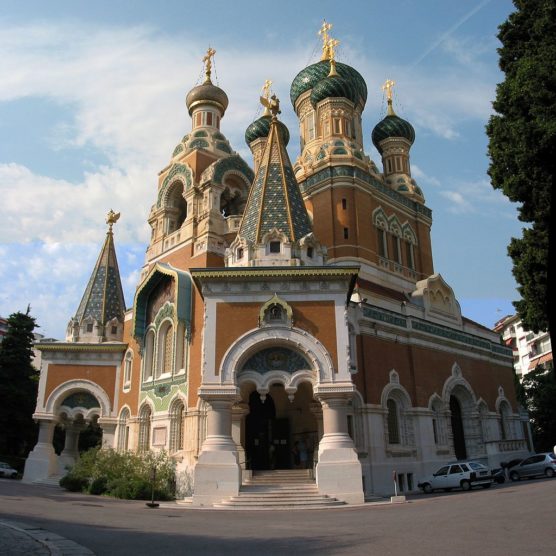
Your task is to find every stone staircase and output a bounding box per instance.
[213,469,346,510]
[32,474,63,488]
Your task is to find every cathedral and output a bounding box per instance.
[23,25,531,505]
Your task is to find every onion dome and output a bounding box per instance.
[290,60,367,108]
[245,115,290,146]
[186,82,229,116]
[371,113,415,153]
[310,73,358,107]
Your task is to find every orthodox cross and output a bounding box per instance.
[261,80,273,116]
[319,20,333,60]
[203,47,216,83]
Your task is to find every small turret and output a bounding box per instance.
[372,80,424,202]
[66,210,126,343]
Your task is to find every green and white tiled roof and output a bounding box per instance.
[238,116,313,244]
[74,230,125,325]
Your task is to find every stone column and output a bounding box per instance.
[314,387,364,504]
[98,417,118,450]
[22,416,59,483]
[192,387,241,507]
[231,402,249,469]
[58,422,84,474]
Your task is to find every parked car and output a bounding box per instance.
[0,462,18,479]
[492,458,524,484]
[418,461,492,493]
[509,453,556,481]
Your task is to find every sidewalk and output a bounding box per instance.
[0,520,94,555]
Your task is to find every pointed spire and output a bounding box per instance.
[238,98,312,246]
[69,211,126,342]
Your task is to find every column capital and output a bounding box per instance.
[198,385,240,403]
[313,383,356,403]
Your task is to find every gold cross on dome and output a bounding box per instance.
[319,20,333,60]
[260,80,273,116]
[202,47,216,83]
[327,38,339,61]
[382,79,395,101]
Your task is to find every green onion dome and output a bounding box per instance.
[244,115,290,146]
[371,113,415,153]
[186,82,229,116]
[310,74,358,107]
[290,60,367,109]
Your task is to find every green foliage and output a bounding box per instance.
[60,448,176,500]
[59,474,88,492]
[0,307,39,456]
[486,0,556,338]
[521,366,556,451]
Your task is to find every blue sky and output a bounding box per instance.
[0,0,521,339]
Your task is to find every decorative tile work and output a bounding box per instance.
[193,130,208,138]
[60,392,100,409]
[209,154,255,186]
[74,233,126,325]
[290,60,367,108]
[172,144,184,157]
[299,165,432,219]
[188,138,209,150]
[157,163,193,207]
[216,141,232,153]
[411,319,492,349]
[362,306,408,328]
[372,114,415,152]
[240,346,310,374]
[245,116,290,146]
[310,74,358,107]
[140,381,187,412]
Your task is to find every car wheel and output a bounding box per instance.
[460,480,471,491]
[510,471,520,482]
[545,468,555,478]
[482,483,491,489]
[422,483,432,494]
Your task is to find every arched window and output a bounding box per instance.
[387,399,400,444]
[499,401,512,440]
[143,329,155,381]
[165,181,187,233]
[138,405,152,452]
[117,408,130,451]
[169,400,185,453]
[156,322,174,379]
[123,351,133,388]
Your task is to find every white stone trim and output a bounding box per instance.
[45,379,112,417]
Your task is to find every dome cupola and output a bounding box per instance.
[245,115,290,146]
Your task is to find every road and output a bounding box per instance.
[0,478,554,555]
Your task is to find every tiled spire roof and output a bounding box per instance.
[238,114,312,244]
[74,224,125,326]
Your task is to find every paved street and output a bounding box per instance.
[1,478,554,555]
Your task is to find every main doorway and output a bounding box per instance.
[243,382,318,471]
[450,395,467,460]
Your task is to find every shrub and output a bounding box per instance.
[59,474,88,492]
[59,448,176,501]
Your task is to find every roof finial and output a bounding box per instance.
[202,47,216,84]
[106,209,120,233]
[382,79,396,116]
[327,38,340,76]
[319,20,333,61]
[260,80,273,117]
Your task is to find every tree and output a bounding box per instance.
[521,366,556,451]
[486,0,556,345]
[0,307,39,457]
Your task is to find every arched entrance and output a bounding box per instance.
[450,395,467,460]
[242,381,318,471]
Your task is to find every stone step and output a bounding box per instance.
[214,497,345,509]
[32,475,63,488]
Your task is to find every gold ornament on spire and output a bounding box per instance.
[382,79,396,115]
[319,20,333,60]
[260,80,273,116]
[327,38,340,76]
[260,93,281,119]
[106,209,120,232]
[202,47,216,83]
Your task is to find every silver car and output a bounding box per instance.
[509,452,556,481]
[0,462,18,479]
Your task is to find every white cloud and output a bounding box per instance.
[440,178,515,215]
[412,165,441,187]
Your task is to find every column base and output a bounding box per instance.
[316,447,364,505]
[22,443,59,483]
[191,450,241,507]
[58,452,78,475]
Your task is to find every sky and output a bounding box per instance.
[0,0,522,339]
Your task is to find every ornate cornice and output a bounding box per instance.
[37,342,127,353]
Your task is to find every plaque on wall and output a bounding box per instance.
[152,427,167,447]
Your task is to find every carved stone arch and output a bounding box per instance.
[380,381,412,409]
[261,227,289,245]
[259,294,293,327]
[441,368,476,406]
[372,207,388,229]
[389,369,400,385]
[201,154,255,187]
[495,390,512,413]
[428,392,445,411]
[45,379,111,417]
[220,326,334,385]
[401,222,417,245]
[157,163,194,208]
[388,215,402,237]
